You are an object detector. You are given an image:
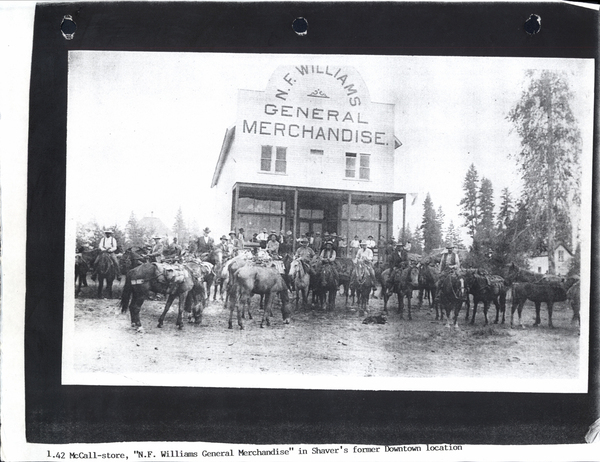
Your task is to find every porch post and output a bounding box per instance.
[347,192,352,244]
[293,188,298,252]
[402,194,407,241]
[232,185,239,231]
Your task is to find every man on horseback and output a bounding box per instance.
[163,237,182,261]
[354,240,376,284]
[228,231,241,253]
[266,231,280,257]
[196,227,214,255]
[148,236,164,263]
[92,229,121,281]
[434,242,461,306]
[319,240,336,263]
[386,242,409,290]
[294,237,316,276]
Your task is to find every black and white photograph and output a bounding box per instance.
[2,2,599,460]
[63,52,593,392]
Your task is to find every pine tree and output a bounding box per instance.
[508,70,581,274]
[497,188,513,231]
[125,212,147,248]
[173,207,189,244]
[475,177,495,250]
[412,226,424,254]
[421,193,442,253]
[436,206,445,245]
[459,164,480,239]
[444,220,463,248]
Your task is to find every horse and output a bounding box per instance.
[314,261,338,311]
[120,262,205,331]
[288,258,310,310]
[436,270,467,328]
[228,265,291,329]
[381,265,420,319]
[567,279,581,326]
[510,277,578,329]
[334,258,354,306]
[93,251,118,298]
[462,269,507,325]
[504,263,545,285]
[417,262,439,309]
[120,247,148,274]
[75,254,89,296]
[350,261,375,316]
[198,248,221,299]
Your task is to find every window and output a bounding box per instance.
[558,250,564,262]
[345,152,370,180]
[260,145,272,171]
[359,154,370,180]
[275,147,287,173]
[310,149,324,155]
[345,153,356,178]
[260,145,287,174]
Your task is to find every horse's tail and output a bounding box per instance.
[120,276,132,313]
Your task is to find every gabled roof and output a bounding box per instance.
[211,126,236,188]
[138,216,170,236]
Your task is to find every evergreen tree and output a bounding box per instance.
[459,164,480,239]
[497,187,513,231]
[475,177,496,251]
[508,70,581,274]
[436,206,445,245]
[125,212,147,249]
[444,220,463,248]
[173,207,189,244]
[421,193,442,253]
[412,225,424,254]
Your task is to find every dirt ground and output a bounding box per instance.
[70,280,581,386]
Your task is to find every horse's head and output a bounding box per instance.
[289,258,301,276]
[407,265,419,286]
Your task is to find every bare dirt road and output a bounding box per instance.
[69,280,582,389]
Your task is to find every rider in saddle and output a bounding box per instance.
[217,235,231,259]
[319,240,337,263]
[196,227,214,256]
[354,240,376,284]
[435,242,461,301]
[388,242,409,287]
[148,236,164,263]
[91,229,121,281]
[266,231,280,258]
[163,237,182,262]
[294,237,316,276]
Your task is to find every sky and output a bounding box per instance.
[66,52,594,243]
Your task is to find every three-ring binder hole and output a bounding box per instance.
[524,14,541,35]
[292,17,308,36]
[61,15,76,40]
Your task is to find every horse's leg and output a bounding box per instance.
[107,279,113,299]
[97,277,103,298]
[157,294,177,328]
[418,288,424,308]
[453,301,461,328]
[261,293,271,328]
[330,288,337,311]
[493,298,501,324]
[547,302,554,328]
[534,301,542,326]
[406,290,412,320]
[483,300,490,326]
[397,290,404,319]
[470,299,477,325]
[500,292,507,324]
[176,292,189,329]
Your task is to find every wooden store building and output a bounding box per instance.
[211,65,406,249]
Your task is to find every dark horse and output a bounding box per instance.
[335,258,354,306]
[228,265,291,329]
[93,251,118,298]
[75,248,98,296]
[351,261,375,316]
[567,280,581,326]
[436,270,467,328]
[417,263,439,309]
[510,277,578,329]
[198,249,220,300]
[314,261,339,311]
[462,269,507,325]
[381,265,420,319]
[120,263,206,331]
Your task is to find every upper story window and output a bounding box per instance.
[558,250,564,262]
[345,152,370,180]
[310,149,324,155]
[261,145,287,174]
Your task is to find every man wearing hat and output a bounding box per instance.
[92,229,121,281]
[390,242,409,270]
[163,237,182,260]
[440,242,461,272]
[350,235,360,259]
[266,231,280,257]
[237,228,245,247]
[354,240,376,283]
[196,227,214,255]
[319,240,337,263]
[257,228,269,249]
[217,235,231,259]
[294,237,315,275]
[148,236,164,263]
[228,231,241,253]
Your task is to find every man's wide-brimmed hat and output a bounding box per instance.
[396,243,405,248]
[360,240,368,245]
[220,235,228,240]
[324,241,334,247]
[203,227,211,233]
[104,229,114,234]
[153,236,161,240]
[446,241,455,249]
[300,237,309,244]
[229,231,236,236]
